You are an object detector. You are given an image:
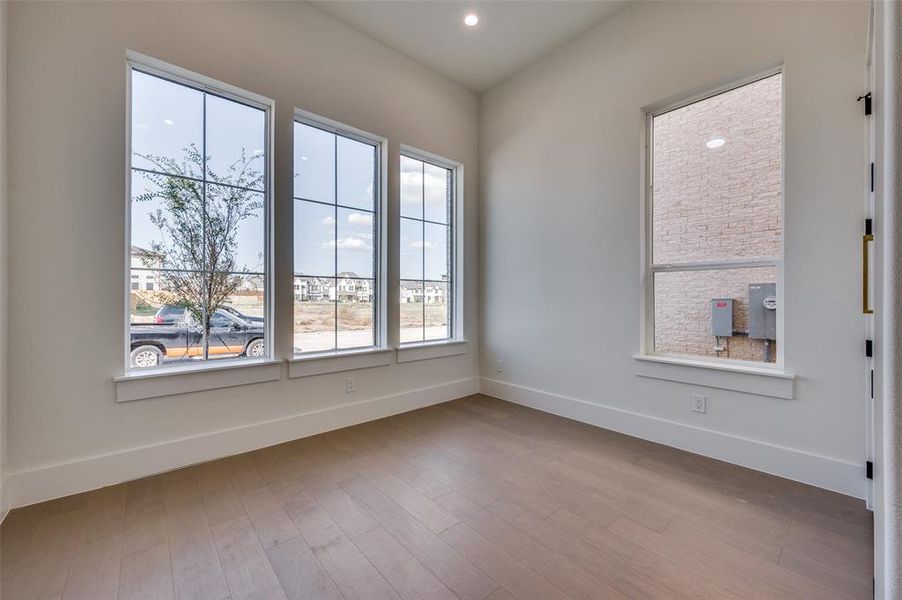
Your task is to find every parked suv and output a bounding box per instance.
[130,306,265,368]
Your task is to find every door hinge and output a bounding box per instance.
[866,339,873,357]
[864,219,874,315]
[858,92,872,116]
[866,461,873,479]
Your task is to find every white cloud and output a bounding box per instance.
[424,171,447,188]
[347,212,373,225]
[400,172,421,186]
[323,237,368,250]
[321,216,336,225]
[401,159,448,206]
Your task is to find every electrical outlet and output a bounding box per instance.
[691,394,707,414]
[346,376,355,393]
[496,360,505,373]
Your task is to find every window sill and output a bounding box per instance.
[396,340,468,363]
[288,347,393,379]
[633,354,794,399]
[114,358,282,403]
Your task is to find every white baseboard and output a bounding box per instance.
[4,377,478,510]
[479,377,866,500]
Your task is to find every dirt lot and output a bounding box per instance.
[293,301,449,351]
[294,302,372,332]
[293,301,448,332]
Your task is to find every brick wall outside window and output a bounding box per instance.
[651,74,782,362]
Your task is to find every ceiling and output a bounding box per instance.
[311,1,628,93]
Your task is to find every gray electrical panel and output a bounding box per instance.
[711,298,733,337]
[749,283,777,340]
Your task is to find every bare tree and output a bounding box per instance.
[135,144,264,359]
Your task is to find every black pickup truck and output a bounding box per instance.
[130,306,265,368]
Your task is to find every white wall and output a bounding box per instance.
[0,0,9,520]
[480,1,869,498]
[5,1,479,508]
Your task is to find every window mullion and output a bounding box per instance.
[201,90,209,360]
[650,258,781,273]
[373,145,379,348]
[448,170,453,340]
[132,167,264,195]
[334,135,339,351]
[421,162,426,341]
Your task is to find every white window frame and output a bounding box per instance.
[119,51,276,393]
[637,66,792,395]
[397,145,466,361]
[288,109,391,377]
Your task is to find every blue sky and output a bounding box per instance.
[131,70,450,282]
[400,156,451,282]
[131,70,266,272]
[292,123,376,278]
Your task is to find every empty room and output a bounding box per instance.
[1,0,901,598]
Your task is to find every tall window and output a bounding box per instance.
[647,71,783,364]
[293,119,381,354]
[400,152,455,343]
[127,61,270,370]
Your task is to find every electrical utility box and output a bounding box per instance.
[711,298,733,337]
[749,283,777,340]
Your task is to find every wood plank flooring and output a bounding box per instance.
[0,394,873,599]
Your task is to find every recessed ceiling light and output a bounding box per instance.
[706,138,725,149]
[463,13,479,27]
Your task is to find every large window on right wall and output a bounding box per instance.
[400,151,456,344]
[647,71,783,364]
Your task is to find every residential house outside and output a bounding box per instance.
[130,246,163,291]
[294,274,373,303]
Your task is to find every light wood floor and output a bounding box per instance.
[1,395,873,600]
